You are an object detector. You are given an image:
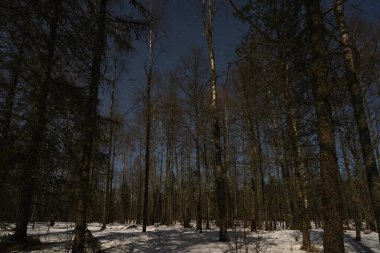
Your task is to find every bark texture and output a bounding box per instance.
[305,0,344,252]
[334,0,380,242]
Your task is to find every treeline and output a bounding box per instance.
[0,0,380,253]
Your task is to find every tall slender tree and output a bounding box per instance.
[305,0,344,251]
[72,0,108,251]
[14,0,62,243]
[177,46,209,233]
[101,60,118,230]
[142,0,154,233]
[283,62,311,249]
[201,0,229,241]
[333,0,380,242]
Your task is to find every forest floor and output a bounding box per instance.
[0,222,379,253]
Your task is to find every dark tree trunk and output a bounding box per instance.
[142,9,153,232]
[72,0,108,252]
[137,139,142,224]
[14,0,61,243]
[250,219,257,232]
[195,104,202,233]
[341,133,363,242]
[355,219,362,241]
[202,0,228,241]
[203,143,210,230]
[196,141,202,233]
[101,80,116,230]
[282,60,311,250]
[305,0,344,252]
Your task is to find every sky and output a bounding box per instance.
[100,0,248,116]
[100,0,380,117]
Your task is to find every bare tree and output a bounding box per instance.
[101,55,119,230]
[142,0,154,232]
[334,0,380,243]
[201,0,229,241]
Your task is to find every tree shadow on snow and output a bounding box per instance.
[101,228,270,253]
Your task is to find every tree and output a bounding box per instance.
[333,0,380,242]
[282,58,311,250]
[201,0,229,241]
[101,55,119,230]
[305,0,344,251]
[72,0,149,249]
[176,46,209,233]
[142,1,154,233]
[228,1,312,247]
[13,0,62,243]
[72,0,108,251]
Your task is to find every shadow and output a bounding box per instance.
[20,240,71,252]
[344,234,375,253]
[310,229,324,245]
[101,228,271,253]
[227,230,271,253]
[13,223,378,252]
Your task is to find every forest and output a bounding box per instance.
[0,0,379,252]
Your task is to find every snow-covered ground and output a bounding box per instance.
[1,222,378,252]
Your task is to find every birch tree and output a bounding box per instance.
[333,0,380,243]
[201,0,229,241]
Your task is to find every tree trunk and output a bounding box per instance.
[305,0,344,252]
[203,142,211,230]
[355,219,362,241]
[334,0,380,242]
[108,141,115,222]
[196,140,202,233]
[282,60,311,250]
[202,0,228,241]
[255,120,266,229]
[72,0,108,251]
[137,138,142,224]
[268,89,296,230]
[142,6,153,232]
[102,80,116,230]
[341,133,363,241]
[14,0,61,243]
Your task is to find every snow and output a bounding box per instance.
[1,222,379,252]
[344,230,380,253]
